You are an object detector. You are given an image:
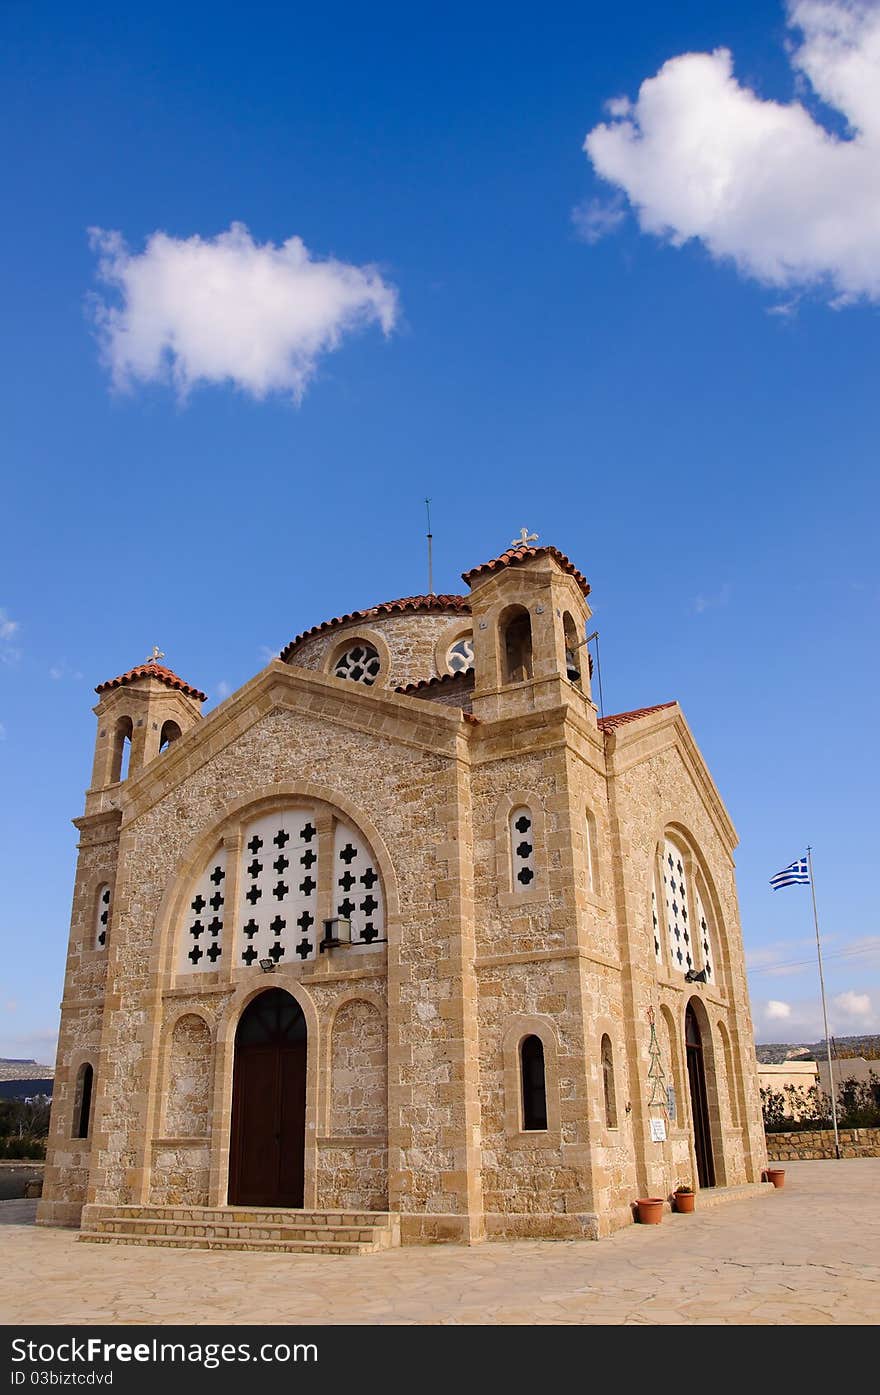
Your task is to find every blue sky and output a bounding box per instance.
[1,0,878,1061]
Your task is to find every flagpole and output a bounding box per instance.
[806,845,840,1159]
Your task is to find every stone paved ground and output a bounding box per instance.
[2,1160,878,1325]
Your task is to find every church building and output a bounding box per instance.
[38,538,766,1250]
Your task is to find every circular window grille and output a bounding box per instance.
[446,636,475,674]
[334,642,381,685]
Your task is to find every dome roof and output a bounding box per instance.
[279,594,470,662]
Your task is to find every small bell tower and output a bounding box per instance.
[463,534,595,723]
[89,649,206,793]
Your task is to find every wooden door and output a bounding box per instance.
[686,1003,716,1189]
[229,989,307,1207]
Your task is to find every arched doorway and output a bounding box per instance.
[229,989,307,1207]
[685,1002,716,1188]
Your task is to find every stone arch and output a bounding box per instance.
[109,714,133,783]
[72,1061,94,1140]
[562,610,582,687]
[163,1013,212,1139]
[152,781,401,984]
[684,994,727,1186]
[329,997,387,1139]
[716,1018,739,1128]
[652,819,730,989]
[498,603,533,683]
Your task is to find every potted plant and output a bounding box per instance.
[635,1197,665,1224]
[673,1183,695,1213]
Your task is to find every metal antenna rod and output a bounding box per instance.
[425,498,434,595]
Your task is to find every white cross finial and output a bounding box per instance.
[511,527,539,549]
[144,645,165,665]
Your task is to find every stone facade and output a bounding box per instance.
[38,543,767,1242]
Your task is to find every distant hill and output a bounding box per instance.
[0,1058,55,1082]
[756,1034,880,1065]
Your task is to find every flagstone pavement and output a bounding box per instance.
[1,1160,877,1325]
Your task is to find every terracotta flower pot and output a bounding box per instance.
[674,1190,695,1213]
[766,1168,785,1188]
[636,1197,664,1224]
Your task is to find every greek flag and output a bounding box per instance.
[770,857,810,890]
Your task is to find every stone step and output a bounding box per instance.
[84,1204,392,1228]
[76,1205,400,1255]
[90,1216,385,1244]
[79,1230,375,1255]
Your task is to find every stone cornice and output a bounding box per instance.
[108,661,476,826]
[604,705,738,852]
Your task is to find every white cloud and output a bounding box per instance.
[571,196,626,244]
[0,607,20,665]
[49,661,84,682]
[89,222,398,401]
[0,722,6,741]
[693,582,732,614]
[766,999,793,1020]
[215,680,231,699]
[583,1,880,303]
[833,989,873,1020]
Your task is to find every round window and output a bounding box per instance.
[334,642,381,685]
[446,636,474,674]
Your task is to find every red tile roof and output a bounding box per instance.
[598,702,676,732]
[462,545,590,597]
[394,668,475,695]
[280,594,471,661]
[95,663,207,703]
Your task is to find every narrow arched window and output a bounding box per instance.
[110,715,133,783]
[509,806,535,890]
[94,883,111,950]
[601,1034,617,1128]
[501,606,533,683]
[73,1063,94,1139]
[520,1035,547,1130]
[159,719,182,752]
[585,808,599,895]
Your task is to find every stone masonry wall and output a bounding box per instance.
[766,1128,880,1161]
[286,611,470,691]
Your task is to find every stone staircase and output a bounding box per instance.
[78,1204,400,1255]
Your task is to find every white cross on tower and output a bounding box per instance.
[144,645,166,665]
[511,527,539,549]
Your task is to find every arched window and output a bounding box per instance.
[72,1062,93,1139]
[333,642,381,686]
[585,808,599,895]
[94,883,111,950]
[500,606,533,683]
[601,1034,617,1128]
[509,806,535,890]
[520,1035,547,1130]
[563,612,582,687]
[159,720,182,753]
[659,836,717,981]
[445,635,474,674]
[109,716,133,783]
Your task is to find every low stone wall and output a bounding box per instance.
[766,1127,880,1161]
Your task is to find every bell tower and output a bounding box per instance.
[463,536,595,723]
[88,652,206,796]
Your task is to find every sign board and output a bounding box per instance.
[650,1117,667,1143]
[666,1085,677,1122]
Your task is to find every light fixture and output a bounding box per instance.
[259,958,276,973]
[684,967,708,984]
[320,917,352,953]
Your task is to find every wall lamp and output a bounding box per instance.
[259,958,276,973]
[320,917,352,953]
